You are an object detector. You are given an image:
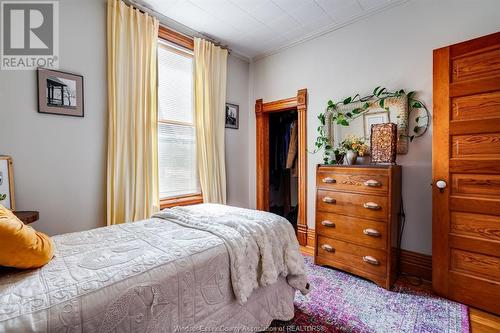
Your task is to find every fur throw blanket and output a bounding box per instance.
[153,204,309,304]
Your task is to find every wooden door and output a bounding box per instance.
[433,32,500,314]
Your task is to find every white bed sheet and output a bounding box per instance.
[0,217,295,332]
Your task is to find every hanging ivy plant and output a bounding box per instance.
[313,86,430,164]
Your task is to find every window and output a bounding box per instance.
[157,40,200,201]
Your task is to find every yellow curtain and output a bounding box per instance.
[106,0,159,225]
[194,38,228,204]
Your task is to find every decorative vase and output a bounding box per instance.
[345,150,358,165]
[357,155,371,165]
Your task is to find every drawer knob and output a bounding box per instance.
[363,202,381,210]
[322,177,336,184]
[321,244,335,252]
[321,220,335,227]
[363,255,380,265]
[323,197,336,204]
[363,228,381,237]
[364,179,381,187]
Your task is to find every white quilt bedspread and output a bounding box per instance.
[153,204,309,304]
[0,204,306,332]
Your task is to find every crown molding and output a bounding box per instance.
[127,0,409,64]
[252,0,410,62]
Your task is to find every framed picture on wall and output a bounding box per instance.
[225,103,239,129]
[364,112,389,141]
[37,68,84,117]
[0,156,15,210]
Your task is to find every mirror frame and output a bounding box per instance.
[326,95,409,155]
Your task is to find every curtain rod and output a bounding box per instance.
[123,0,231,52]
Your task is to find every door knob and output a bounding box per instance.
[436,180,447,193]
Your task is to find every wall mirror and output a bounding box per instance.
[326,95,409,155]
[313,87,430,165]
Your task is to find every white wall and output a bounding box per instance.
[0,0,107,236]
[249,0,500,255]
[226,55,250,208]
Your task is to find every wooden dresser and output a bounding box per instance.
[314,164,402,289]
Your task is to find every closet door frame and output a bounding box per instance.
[255,89,308,246]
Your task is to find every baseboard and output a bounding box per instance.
[399,248,432,282]
[300,229,315,256]
[303,228,432,282]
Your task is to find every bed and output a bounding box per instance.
[0,204,308,332]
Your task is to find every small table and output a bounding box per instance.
[13,211,39,224]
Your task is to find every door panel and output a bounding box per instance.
[449,272,500,314]
[451,133,500,157]
[451,174,500,197]
[450,249,500,281]
[451,48,500,82]
[452,91,500,121]
[450,211,500,241]
[433,32,500,314]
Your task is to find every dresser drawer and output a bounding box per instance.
[317,236,387,277]
[317,190,388,221]
[317,167,389,195]
[316,212,387,249]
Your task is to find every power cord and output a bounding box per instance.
[397,198,424,287]
[397,197,405,254]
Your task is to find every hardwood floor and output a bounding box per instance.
[300,244,314,256]
[470,309,500,333]
[300,250,500,332]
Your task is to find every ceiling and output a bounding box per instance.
[140,0,406,60]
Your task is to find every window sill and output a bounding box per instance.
[160,194,203,210]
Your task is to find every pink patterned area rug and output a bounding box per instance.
[270,256,469,333]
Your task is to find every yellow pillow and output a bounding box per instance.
[0,204,54,269]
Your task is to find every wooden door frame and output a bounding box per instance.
[432,46,450,296]
[255,89,308,246]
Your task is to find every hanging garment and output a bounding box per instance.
[286,120,298,176]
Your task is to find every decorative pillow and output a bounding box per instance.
[0,204,54,269]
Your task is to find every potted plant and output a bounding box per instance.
[333,148,345,164]
[312,86,430,165]
[340,135,368,165]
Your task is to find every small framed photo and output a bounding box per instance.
[37,68,84,117]
[225,103,239,129]
[0,156,15,210]
[364,112,389,140]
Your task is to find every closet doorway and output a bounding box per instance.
[255,89,308,246]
